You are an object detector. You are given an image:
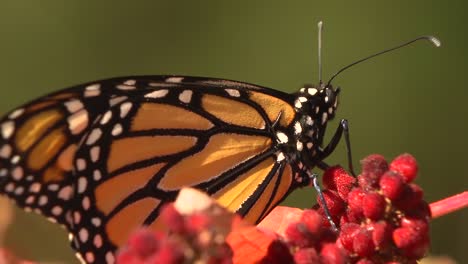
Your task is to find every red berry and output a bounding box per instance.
[400,217,429,234]
[147,240,185,264]
[368,221,392,249]
[323,166,356,199]
[318,190,346,216]
[261,240,294,264]
[390,153,418,182]
[393,227,422,249]
[356,259,374,264]
[362,192,386,220]
[126,229,161,258]
[320,243,347,264]
[160,204,186,234]
[186,212,212,234]
[301,209,323,236]
[359,154,389,189]
[339,223,361,251]
[116,248,143,264]
[394,184,423,213]
[400,235,430,259]
[379,171,404,200]
[285,223,315,248]
[353,229,375,257]
[347,188,365,215]
[294,248,320,264]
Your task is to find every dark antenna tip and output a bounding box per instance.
[326,35,441,87]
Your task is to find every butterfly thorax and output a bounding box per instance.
[276,84,340,175]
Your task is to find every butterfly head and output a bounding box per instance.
[294,83,340,126]
[287,83,340,165]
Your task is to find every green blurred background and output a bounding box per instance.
[0,1,466,263]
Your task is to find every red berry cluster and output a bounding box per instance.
[316,153,430,263]
[117,203,233,264]
[283,209,347,263]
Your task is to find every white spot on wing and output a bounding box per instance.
[179,90,193,104]
[9,108,24,119]
[166,76,184,83]
[111,124,123,136]
[120,102,132,118]
[38,195,48,206]
[94,234,103,248]
[106,252,115,264]
[5,183,14,192]
[68,110,88,135]
[86,84,101,91]
[1,121,15,139]
[79,228,89,242]
[82,196,90,210]
[0,144,12,158]
[90,146,100,162]
[124,79,136,85]
[84,89,101,97]
[52,206,63,216]
[145,89,169,99]
[85,252,95,263]
[86,128,102,145]
[65,100,84,113]
[58,186,73,200]
[109,96,128,107]
[27,184,38,194]
[116,84,136,90]
[225,89,240,97]
[14,186,24,195]
[93,170,102,181]
[91,217,101,227]
[100,111,112,125]
[12,167,23,180]
[76,158,87,171]
[77,177,87,194]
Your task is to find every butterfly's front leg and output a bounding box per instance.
[319,119,355,176]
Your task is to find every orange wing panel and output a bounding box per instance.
[105,198,161,247]
[27,127,67,170]
[159,133,272,191]
[212,158,276,222]
[248,91,295,127]
[261,164,293,220]
[131,103,213,131]
[15,109,63,152]
[95,163,165,215]
[107,136,197,172]
[202,94,266,129]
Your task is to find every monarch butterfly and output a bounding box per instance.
[0,23,439,263]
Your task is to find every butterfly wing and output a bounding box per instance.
[1,76,300,263]
[0,80,125,227]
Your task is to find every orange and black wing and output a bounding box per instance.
[0,76,300,264]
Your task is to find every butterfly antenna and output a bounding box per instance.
[318,21,324,84]
[327,35,441,86]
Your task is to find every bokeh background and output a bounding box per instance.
[0,1,466,263]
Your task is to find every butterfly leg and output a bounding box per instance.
[309,172,338,232]
[321,119,355,176]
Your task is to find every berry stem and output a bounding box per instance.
[430,191,468,218]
